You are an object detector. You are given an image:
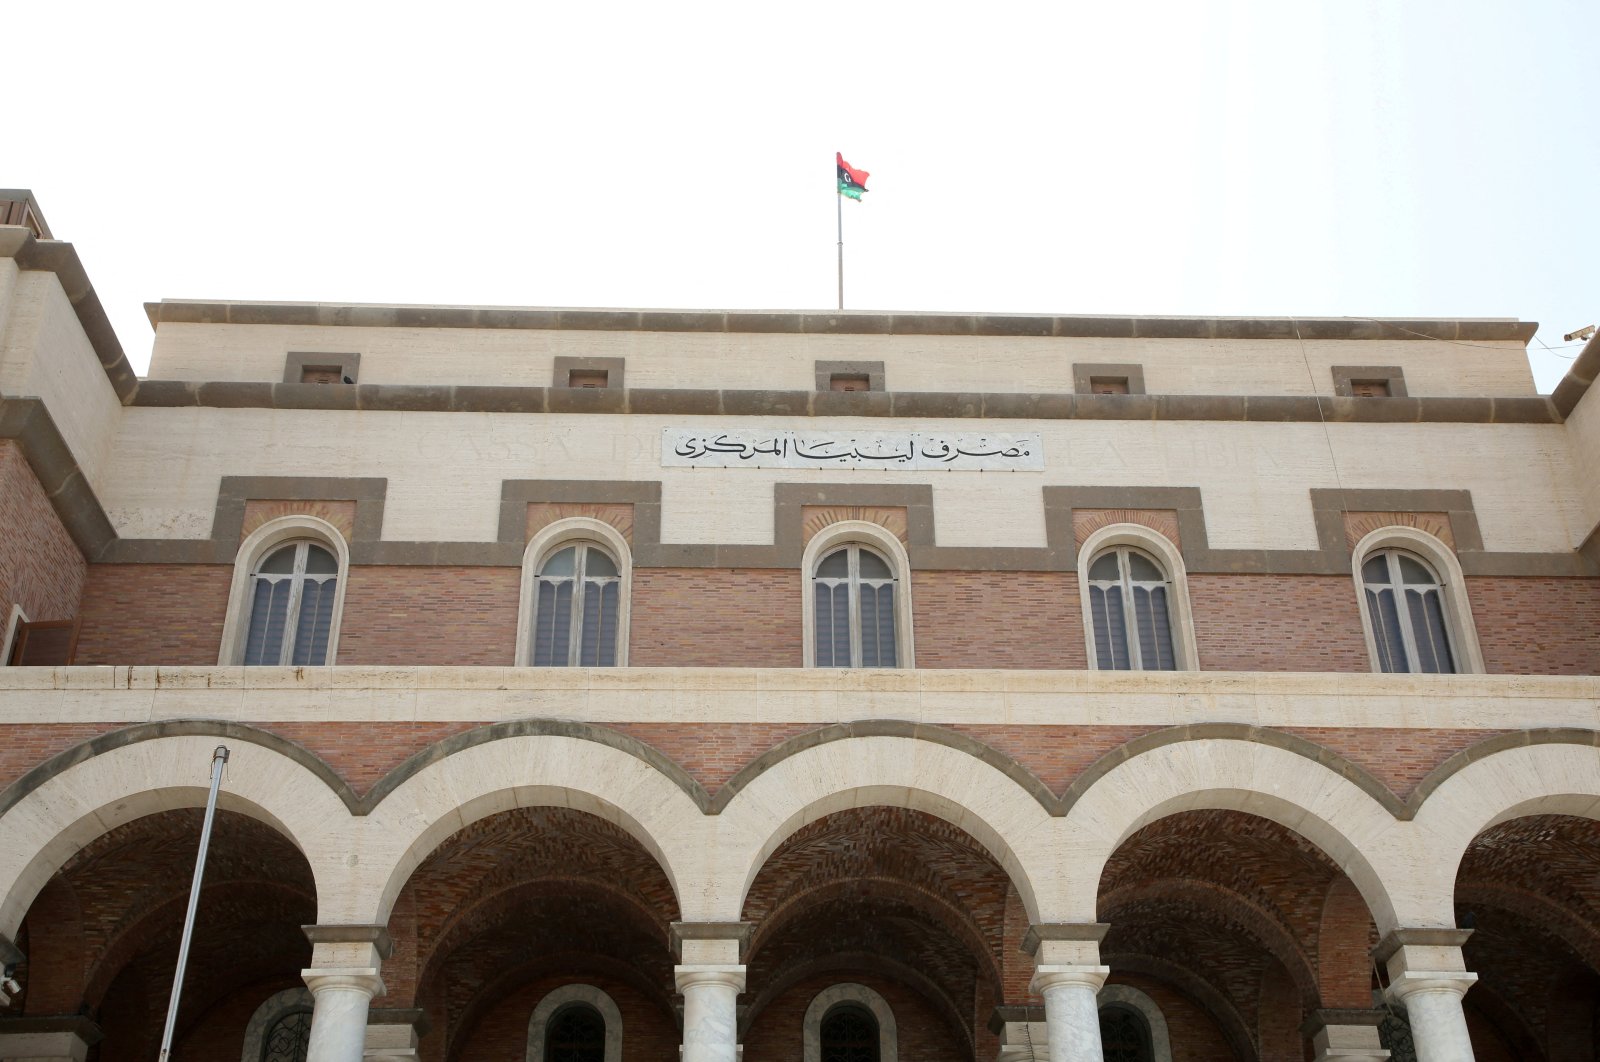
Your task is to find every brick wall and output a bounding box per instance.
[73,564,231,665]
[447,974,679,1062]
[631,568,801,667]
[1110,973,1236,1062]
[1188,573,1370,672]
[0,440,86,637]
[1467,576,1600,675]
[337,566,520,665]
[913,570,1087,668]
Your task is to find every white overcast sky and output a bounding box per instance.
[12,0,1597,388]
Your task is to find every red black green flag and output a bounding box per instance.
[837,152,869,200]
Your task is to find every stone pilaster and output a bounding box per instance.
[1024,924,1111,1062]
[0,1016,102,1062]
[671,922,750,1062]
[1301,1008,1390,1061]
[302,925,392,1062]
[1376,929,1477,1062]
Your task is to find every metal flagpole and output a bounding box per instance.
[156,745,230,1062]
[836,176,844,310]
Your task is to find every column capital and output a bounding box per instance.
[303,966,387,999]
[1029,963,1110,996]
[1301,1008,1390,1061]
[1386,970,1478,1006]
[674,963,747,993]
[669,921,753,962]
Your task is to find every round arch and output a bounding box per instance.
[1405,740,1600,927]
[357,733,707,927]
[218,513,352,666]
[1059,738,1404,932]
[0,732,348,940]
[712,734,1058,923]
[515,516,634,667]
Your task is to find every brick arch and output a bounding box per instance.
[715,735,1060,922]
[1103,953,1258,1062]
[1097,878,1320,1008]
[1407,740,1600,927]
[1059,737,1404,932]
[1454,883,1600,973]
[358,732,708,927]
[0,730,346,941]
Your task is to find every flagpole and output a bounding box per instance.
[836,181,844,310]
[156,745,230,1062]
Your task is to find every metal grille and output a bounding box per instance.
[1378,1007,1418,1062]
[544,1004,605,1062]
[261,1009,311,1062]
[820,1004,879,1062]
[1099,1006,1153,1062]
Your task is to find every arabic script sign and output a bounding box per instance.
[662,429,1044,470]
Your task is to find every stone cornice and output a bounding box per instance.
[143,299,1540,343]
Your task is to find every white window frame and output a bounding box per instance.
[803,982,897,1062]
[219,515,351,667]
[526,984,622,1062]
[1097,984,1173,1062]
[801,520,915,669]
[1,604,27,666]
[1077,523,1199,672]
[516,518,632,667]
[1352,526,1484,674]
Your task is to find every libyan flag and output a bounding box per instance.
[837,152,869,200]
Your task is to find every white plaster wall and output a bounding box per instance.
[145,321,1538,398]
[1561,386,1600,544]
[100,408,1582,554]
[0,272,123,489]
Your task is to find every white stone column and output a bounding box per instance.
[1025,923,1111,1062]
[1378,930,1477,1062]
[302,925,392,1062]
[671,921,751,1062]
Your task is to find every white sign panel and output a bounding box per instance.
[662,429,1044,471]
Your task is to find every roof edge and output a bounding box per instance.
[142,300,1539,344]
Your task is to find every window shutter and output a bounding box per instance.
[815,582,851,667]
[1407,589,1455,674]
[244,579,292,665]
[1366,587,1408,673]
[292,577,336,665]
[533,580,574,666]
[1091,585,1130,670]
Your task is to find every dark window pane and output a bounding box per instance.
[817,550,849,577]
[1099,1006,1152,1062]
[244,579,291,665]
[303,545,337,574]
[820,1004,878,1062]
[1089,553,1120,580]
[545,1004,605,1062]
[858,550,891,578]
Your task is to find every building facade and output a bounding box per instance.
[0,193,1597,1062]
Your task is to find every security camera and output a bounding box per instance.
[1564,325,1596,343]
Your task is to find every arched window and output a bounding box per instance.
[1098,1004,1154,1062]
[1351,527,1483,675]
[260,1009,312,1062]
[1360,550,1456,673]
[517,519,633,668]
[1086,547,1177,671]
[814,544,898,668]
[530,543,621,666]
[820,1003,880,1062]
[220,517,350,667]
[527,984,622,1062]
[543,1003,606,1062]
[244,542,339,665]
[803,982,897,1062]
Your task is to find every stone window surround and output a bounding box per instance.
[1332,365,1409,398]
[803,982,897,1062]
[1073,363,1147,395]
[514,517,634,667]
[283,351,361,385]
[1351,525,1485,675]
[801,520,916,669]
[814,360,886,393]
[240,987,314,1062]
[1077,523,1200,672]
[526,984,622,1062]
[553,356,626,390]
[217,514,352,667]
[1097,984,1173,1062]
